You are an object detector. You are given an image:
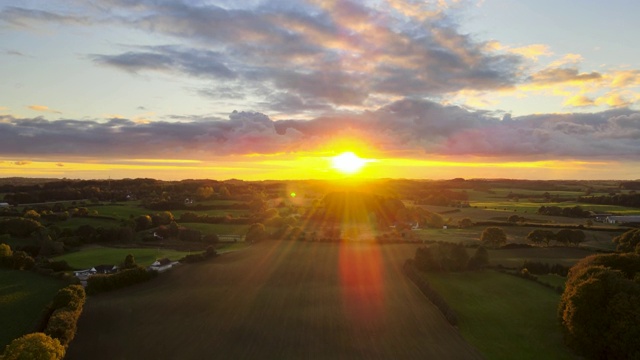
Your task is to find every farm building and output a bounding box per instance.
[149,258,179,272]
[605,215,640,224]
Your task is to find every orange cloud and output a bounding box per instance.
[509,44,552,60]
[563,95,595,107]
[28,105,61,114]
[14,161,31,166]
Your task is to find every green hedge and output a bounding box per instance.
[86,266,157,295]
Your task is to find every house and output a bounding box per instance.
[149,258,179,273]
[73,264,118,286]
[605,216,640,224]
[0,202,10,208]
[94,264,118,274]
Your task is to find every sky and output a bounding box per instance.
[1,0,639,181]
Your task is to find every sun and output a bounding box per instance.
[331,152,368,175]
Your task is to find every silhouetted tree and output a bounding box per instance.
[480,227,507,247]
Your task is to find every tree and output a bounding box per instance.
[555,229,574,246]
[449,243,469,271]
[467,246,489,270]
[123,254,136,269]
[507,214,521,223]
[134,215,153,231]
[569,229,586,247]
[526,229,555,246]
[613,228,640,253]
[0,242,12,257]
[559,254,640,359]
[480,227,507,247]
[427,213,445,228]
[3,332,65,360]
[245,223,268,243]
[457,218,473,229]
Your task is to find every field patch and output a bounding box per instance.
[423,271,577,360]
[54,246,191,269]
[67,242,482,359]
[0,270,66,348]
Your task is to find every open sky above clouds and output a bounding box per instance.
[1,0,639,180]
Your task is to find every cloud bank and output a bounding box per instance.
[2,100,639,162]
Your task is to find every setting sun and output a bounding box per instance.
[331,152,368,175]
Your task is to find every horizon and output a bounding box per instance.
[2,1,640,180]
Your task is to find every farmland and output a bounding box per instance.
[0,270,66,348]
[423,271,576,360]
[67,241,483,359]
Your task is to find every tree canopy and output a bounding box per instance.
[559,253,640,359]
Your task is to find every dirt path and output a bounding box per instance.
[67,241,482,359]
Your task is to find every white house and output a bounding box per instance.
[606,216,640,224]
[149,258,179,272]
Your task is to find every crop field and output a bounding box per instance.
[0,270,65,348]
[423,271,577,360]
[67,241,483,359]
[54,246,191,269]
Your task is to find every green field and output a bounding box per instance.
[67,242,483,359]
[54,246,191,269]
[423,271,577,360]
[0,270,66,348]
[181,222,249,236]
[57,216,121,229]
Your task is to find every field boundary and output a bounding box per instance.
[402,259,458,326]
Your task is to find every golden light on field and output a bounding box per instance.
[331,152,368,175]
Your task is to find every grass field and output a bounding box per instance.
[488,247,593,268]
[181,222,250,236]
[54,246,191,269]
[67,241,483,359]
[57,216,121,229]
[423,271,577,360]
[0,270,66,348]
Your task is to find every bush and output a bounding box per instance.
[3,332,65,360]
[45,309,78,346]
[86,266,157,295]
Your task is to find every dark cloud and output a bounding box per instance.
[1,102,639,161]
[92,46,236,79]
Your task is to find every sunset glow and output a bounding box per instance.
[331,152,368,175]
[0,1,639,180]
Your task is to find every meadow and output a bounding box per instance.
[0,270,65,348]
[67,241,483,359]
[423,270,576,360]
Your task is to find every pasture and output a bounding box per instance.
[54,246,191,269]
[0,270,65,348]
[181,222,249,237]
[67,241,483,359]
[423,270,577,360]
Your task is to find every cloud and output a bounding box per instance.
[0,6,89,28]
[28,105,62,114]
[529,67,602,85]
[82,0,522,107]
[508,44,552,60]
[14,161,31,166]
[1,101,639,163]
[56,162,64,167]
[92,46,236,79]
